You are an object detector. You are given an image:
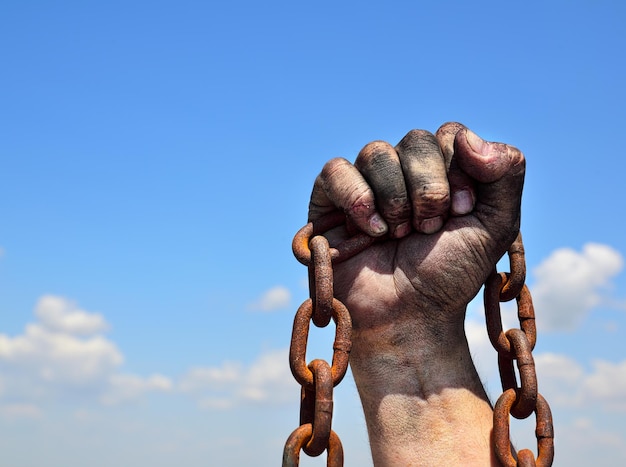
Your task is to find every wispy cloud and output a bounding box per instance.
[178,348,297,409]
[34,295,109,335]
[0,307,123,388]
[248,286,291,312]
[535,353,626,412]
[100,373,172,406]
[0,295,171,414]
[0,296,298,416]
[554,418,626,466]
[530,243,624,331]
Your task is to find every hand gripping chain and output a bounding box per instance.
[283,217,554,466]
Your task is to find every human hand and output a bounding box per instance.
[308,122,524,334]
[307,122,525,466]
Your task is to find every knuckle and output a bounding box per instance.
[382,197,410,222]
[404,129,434,140]
[320,157,351,180]
[436,122,466,159]
[436,122,465,137]
[507,145,526,172]
[398,129,438,150]
[414,183,449,201]
[349,189,375,218]
[412,183,450,216]
[356,141,395,165]
[318,157,375,215]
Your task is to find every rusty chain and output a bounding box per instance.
[283,216,554,466]
[283,213,373,466]
[486,232,555,466]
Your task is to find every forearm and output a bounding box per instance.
[350,317,501,467]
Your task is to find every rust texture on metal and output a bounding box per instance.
[499,232,526,302]
[485,274,537,356]
[282,424,344,467]
[310,235,334,327]
[292,217,375,267]
[284,215,353,466]
[285,213,554,466]
[494,389,555,467]
[301,359,333,456]
[488,235,555,466]
[289,298,351,389]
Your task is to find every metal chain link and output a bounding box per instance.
[486,232,555,466]
[283,214,373,466]
[284,219,555,466]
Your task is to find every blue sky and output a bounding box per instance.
[1,1,625,465]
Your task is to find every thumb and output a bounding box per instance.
[454,128,526,242]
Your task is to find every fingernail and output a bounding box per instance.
[465,129,485,153]
[419,216,443,234]
[368,213,388,235]
[393,222,411,238]
[452,190,474,215]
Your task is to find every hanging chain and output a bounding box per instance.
[283,215,555,466]
[486,232,555,467]
[282,212,374,466]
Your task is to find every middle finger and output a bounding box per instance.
[355,140,412,238]
[396,129,450,234]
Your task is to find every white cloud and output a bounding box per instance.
[100,373,173,406]
[534,353,626,412]
[531,243,624,331]
[178,362,242,393]
[35,295,109,335]
[242,349,294,401]
[556,417,626,466]
[0,296,298,413]
[248,286,291,312]
[534,353,585,407]
[583,360,626,411]
[178,348,297,409]
[0,322,123,386]
[0,296,170,407]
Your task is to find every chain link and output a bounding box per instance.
[493,390,555,467]
[283,216,362,466]
[284,219,555,466]
[486,232,555,465]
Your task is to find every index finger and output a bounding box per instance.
[308,157,388,237]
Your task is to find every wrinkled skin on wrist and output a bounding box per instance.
[308,122,524,466]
